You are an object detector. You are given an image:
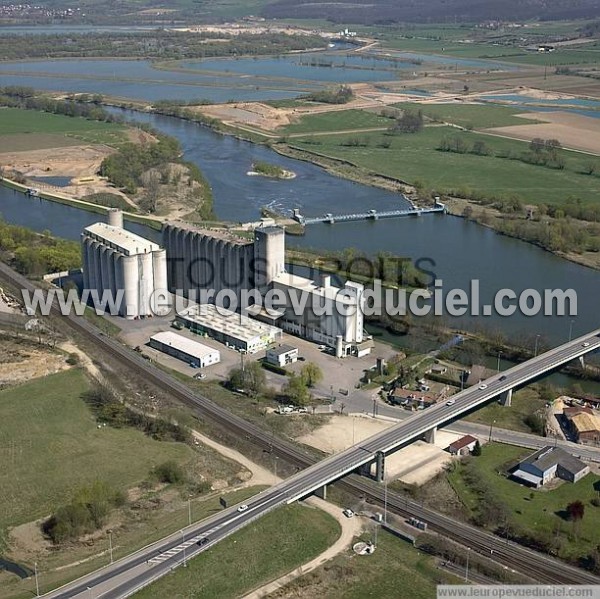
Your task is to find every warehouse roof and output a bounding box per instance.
[520,446,588,475]
[178,304,281,343]
[84,222,160,256]
[150,331,219,360]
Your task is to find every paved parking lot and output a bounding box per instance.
[111,312,398,401]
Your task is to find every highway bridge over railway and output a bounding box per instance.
[0,263,597,597]
[42,328,600,598]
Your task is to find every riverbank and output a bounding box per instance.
[445,197,600,272]
[0,178,162,230]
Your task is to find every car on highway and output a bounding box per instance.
[237,504,249,513]
[445,399,456,406]
[197,537,209,546]
[582,342,590,347]
[478,383,488,390]
[499,375,507,381]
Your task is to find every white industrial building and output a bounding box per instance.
[269,272,368,358]
[163,222,371,357]
[176,303,282,353]
[149,331,220,368]
[81,210,168,319]
[265,344,298,367]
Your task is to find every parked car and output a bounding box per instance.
[342,509,355,518]
[194,373,206,380]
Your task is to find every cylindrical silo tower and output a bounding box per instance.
[152,249,169,315]
[107,209,124,229]
[121,255,139,319]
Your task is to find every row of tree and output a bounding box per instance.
[0,217,81,277]
[227,360,323,407]
[0,31,325,61]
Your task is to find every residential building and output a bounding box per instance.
[511,446,590,488]
[447,435,478,456]
[564,409,600,446]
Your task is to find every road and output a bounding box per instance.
[0,263,598,596]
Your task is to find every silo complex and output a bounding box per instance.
[81,220,169,319]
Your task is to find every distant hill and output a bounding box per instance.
[262,0,600,24]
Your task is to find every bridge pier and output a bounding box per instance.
[579,356,585,368]
[375,451,385,483]
[314,485,327,500]
[500,388,513,407]
[424,427,437,444]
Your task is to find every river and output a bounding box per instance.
[1,108,598,346]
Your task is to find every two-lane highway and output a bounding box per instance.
[1,264,597,596]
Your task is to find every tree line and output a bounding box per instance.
[0,86,119,123]
[0,217,81,277]
[0,31,325,61]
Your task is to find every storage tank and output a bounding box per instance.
[152,249,169,315]
[138,251,153,317]
[121,255,139,319]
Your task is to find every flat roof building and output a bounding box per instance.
[149,331,220,368]
[265,344,298,367]
[176,304,282,354]
[82,212,168,319]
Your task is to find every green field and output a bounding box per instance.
[448,443,600,561]
[0,369,194,550]
[392,102,537,129]
[465,388,546,433]
[288,125,600,205]
[272,529,457,599]
[133,503,341,599]
[282,109,394,135]
[0,107,128,150]
[378,36,600,67]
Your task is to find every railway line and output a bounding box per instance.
[1,261,599,588]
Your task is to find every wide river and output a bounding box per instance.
[1,108,598,346]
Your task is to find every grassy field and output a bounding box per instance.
[133,503,341,599]
[0,107,128,151]
[392,102,537,129]
[288,125,600,205]
[448,443,600,562]
[378,36,600,67]
[282,109,394,135]
[271,529,457,599]
[465,388,546,433]
[0,369,194,549]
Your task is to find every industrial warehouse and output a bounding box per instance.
[149,331,220,368]
[176,303,282,353]
[81,214,370,357]
[163,222,370,357]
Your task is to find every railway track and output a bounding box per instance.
[2,261,599,586]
